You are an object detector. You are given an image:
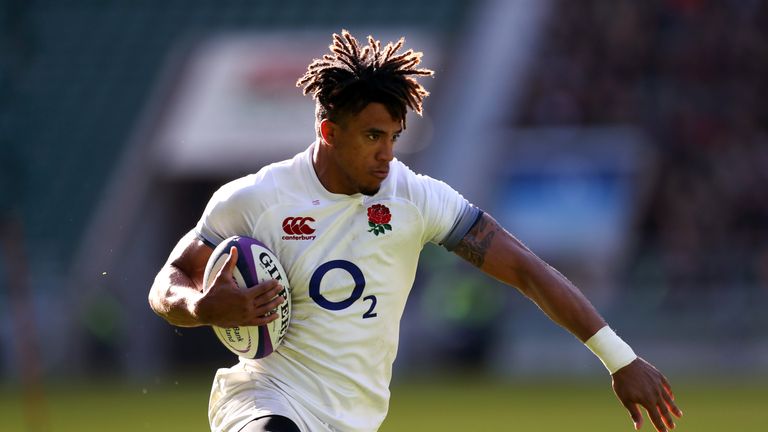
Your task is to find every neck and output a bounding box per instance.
[312,141,352,195]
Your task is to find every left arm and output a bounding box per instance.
[453,212,604,341]
[453,212,683,432]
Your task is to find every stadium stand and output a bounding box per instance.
[3,0,766,379]
[1,0,469,269]
[0,0,470,376]
[518,0,768,343]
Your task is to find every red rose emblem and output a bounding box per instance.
[367,204,391,225]
[367,204,392,236]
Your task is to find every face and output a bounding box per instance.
[320,102,402,196]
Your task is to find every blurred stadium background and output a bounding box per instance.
[1,0,767,430]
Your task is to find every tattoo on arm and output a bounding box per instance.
[453,214,498,268]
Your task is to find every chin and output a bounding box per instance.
[361,186,380,196]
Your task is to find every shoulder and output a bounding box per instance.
[196,152,307,243]
[389,159,457,200]
[212,172,269,206]
[213,151,305,203]
[382,159,473,246]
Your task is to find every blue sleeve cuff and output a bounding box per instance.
[441,205,483,251]
[195,230,218,249]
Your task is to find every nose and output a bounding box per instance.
[377,138,395,162]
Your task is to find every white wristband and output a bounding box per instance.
[585,326,637,374]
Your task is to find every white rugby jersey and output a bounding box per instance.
[196,144,479,432]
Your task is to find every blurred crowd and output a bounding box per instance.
[2,0,767,376]
[520,0,768,309]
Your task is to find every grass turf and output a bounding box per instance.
[1,375,765,431]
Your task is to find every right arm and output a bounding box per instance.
[452,213,681,432]
[148,229,284,328]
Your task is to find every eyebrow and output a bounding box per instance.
[365,127,403,135]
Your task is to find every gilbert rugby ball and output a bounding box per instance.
[202,236,291,359]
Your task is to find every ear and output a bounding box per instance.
[319,119,337,146]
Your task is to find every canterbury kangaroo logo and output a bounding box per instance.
[282,217,316,235]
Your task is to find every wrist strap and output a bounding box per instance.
[585,326,637,374]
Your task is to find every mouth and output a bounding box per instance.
[372,169,389,180]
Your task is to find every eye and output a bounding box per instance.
[392,133,401,142]
[366,133,380,141]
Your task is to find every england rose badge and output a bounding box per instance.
[367,204,392,236]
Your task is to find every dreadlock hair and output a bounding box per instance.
[296,29,433,133]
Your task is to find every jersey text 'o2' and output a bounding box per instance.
[309,260,377,318]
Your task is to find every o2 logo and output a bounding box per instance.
[309,260,377,318]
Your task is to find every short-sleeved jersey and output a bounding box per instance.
[196,144,478,431]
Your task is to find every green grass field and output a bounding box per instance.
[1,374,765,431]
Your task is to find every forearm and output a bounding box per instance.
[498,246,606,342]
[148,264,206,327]
[494,241,637,374]
[453,213,605,342]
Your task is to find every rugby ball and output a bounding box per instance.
[202,236,291,359]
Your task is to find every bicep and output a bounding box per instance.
[165,230,214,291]
[452,212,535,289]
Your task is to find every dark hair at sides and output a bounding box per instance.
[296,29,434,131]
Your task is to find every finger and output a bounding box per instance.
[656,398,676,429]
[252,292,286,317]
[243,310,281,326]
[645,403,667,432]
[211,247,239,290]
[661,387,683,418]
[622,401,643,430]
[215,246,239,280]
[253,285,285,308]
[225,246,239,273]
[660,374,675,399]
[246,279,280,298]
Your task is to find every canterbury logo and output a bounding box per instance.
[282,217,316,235]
